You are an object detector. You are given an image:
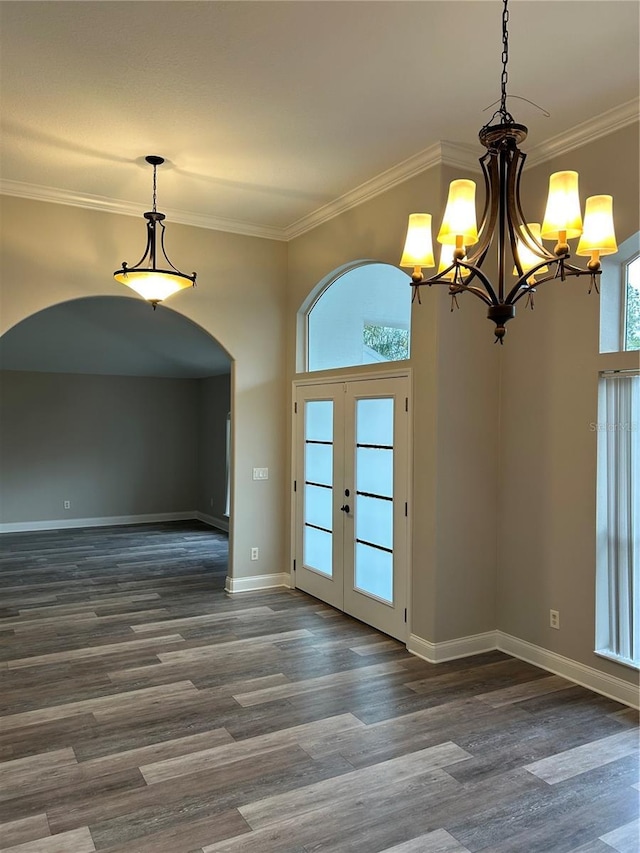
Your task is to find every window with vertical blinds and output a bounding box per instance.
[595,371,640,668]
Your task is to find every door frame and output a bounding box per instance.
[290,367,413,641]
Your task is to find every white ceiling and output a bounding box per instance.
[1,1,638,238]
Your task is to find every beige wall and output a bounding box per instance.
[287,164,500,643]
[0,370,200,522]
[1,122,637,686]
[198,374,232,521]
[0,196,288,579]
[498,124,640,686]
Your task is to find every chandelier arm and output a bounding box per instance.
[447,282,494,305]
[476,153,493,249]
[511,150,556,265]
[158,221,183,275]
[465,154,500,269]
[413,271,494,306]
[510,268,601,306]
[449,260,498,305]
[124,219,156,271]
[505,147,526,282]
[505,257,562,303]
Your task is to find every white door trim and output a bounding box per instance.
[291,369,413,640]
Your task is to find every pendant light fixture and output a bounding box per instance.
[114,156,197,308]
[400,0,617,343]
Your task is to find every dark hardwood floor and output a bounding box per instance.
[0,521,638,853]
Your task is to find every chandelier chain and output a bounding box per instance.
[500,0,509,117]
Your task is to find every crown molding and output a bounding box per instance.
[2,101,636,243]
[283,141,479,241]
[0,179,288,242]
[525,98,639,168]
[284,101,639,240]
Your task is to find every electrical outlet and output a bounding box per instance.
[550,609,560,629]
[251,547,259,561]
[63,500,71,510]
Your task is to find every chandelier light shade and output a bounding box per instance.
[513,224,548,279]
[540,171,583,243]
[399,0,617,342]
[576,195,618,261]
[114,156,196,309]
[436,180,479,248]
[438,244,457,281]
[400,213,435,270]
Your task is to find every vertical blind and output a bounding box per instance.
[596,371,640,665]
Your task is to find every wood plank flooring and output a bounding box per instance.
[0,521,638,853]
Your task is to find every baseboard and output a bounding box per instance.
[497,631,639,710]
[194,511,229,533]
[0,511,196,534]
[225,572,291,594]
[406,629,638,709]
[407,631,497,664]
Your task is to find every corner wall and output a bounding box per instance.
[497,124,640,688]
[198,374,231,524]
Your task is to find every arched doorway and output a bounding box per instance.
[0,296,234,561]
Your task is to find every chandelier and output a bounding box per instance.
[114,156,197,308]
[400,0,617,343]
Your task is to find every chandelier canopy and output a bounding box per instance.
[114,156,197,309]
[400,0,617,343]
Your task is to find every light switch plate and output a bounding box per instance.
[253,467,269,480]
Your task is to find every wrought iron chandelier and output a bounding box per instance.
[400,0,617,343]
[114,156,196,308]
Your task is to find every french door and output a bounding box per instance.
[293,375,410,640]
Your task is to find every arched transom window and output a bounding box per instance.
[306,263,411,372]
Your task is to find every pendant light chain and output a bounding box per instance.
[152,162,158,214]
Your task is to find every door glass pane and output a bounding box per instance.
[354,396,394,603]
[356,447,393,497]
[356,494,392,551]
[305,484,332,531]
[306,400,333,441]
[357,398,394,446]
[355,542,393,603]
[303,399,334,577]
[304,526,332,576]
[305,443,333,487]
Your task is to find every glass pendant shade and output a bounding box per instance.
[400,213,435,269]
[541,171,583,240]
[512,223,548,275]
[437,180,479,247]
[438,243,456,281]
[576,195,618,257]
[114,269,194,303]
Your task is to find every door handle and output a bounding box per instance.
[340,504,350,514]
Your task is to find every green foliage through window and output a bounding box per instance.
[625,255,640,351]
[363,324,409,361]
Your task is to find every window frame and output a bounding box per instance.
[594,369,640,671]
[304,262,412,374]
[621,250,640,352]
